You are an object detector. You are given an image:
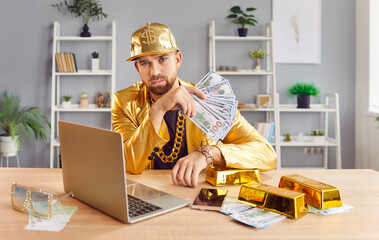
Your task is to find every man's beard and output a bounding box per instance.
[146,74,177,95]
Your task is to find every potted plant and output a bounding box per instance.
[250,49,268,71]
[288,82,320,108]
[283,132,292,142]
[0,91,50,153]
[310,129,325,142]
[92,51,99,71]
[226,6,258,37]
[52,0,108,37]
[62,95,72,109]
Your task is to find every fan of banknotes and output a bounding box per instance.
[179,70,238,142]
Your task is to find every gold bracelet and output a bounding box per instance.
[196,146,214,167]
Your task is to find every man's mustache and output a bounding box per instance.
[150,75,168,81]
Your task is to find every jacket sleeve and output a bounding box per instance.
[111,93,169,174]
[212,111,277,171]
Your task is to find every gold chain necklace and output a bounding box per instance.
[150,95,185,163]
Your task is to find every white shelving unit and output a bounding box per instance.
[278,93,341,169]
[209,20,281,167]
[50,21,116,168]
[209,21,341,169]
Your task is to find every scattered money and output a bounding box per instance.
[309,203,354,215]
[24,202,77,232]
[231,208,286,229]
[220,195,286,229]
[180,70,238,142]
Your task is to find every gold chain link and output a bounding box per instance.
[149,94,185,163]
[157,112,185,163]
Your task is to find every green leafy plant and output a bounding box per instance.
[92,51,99,58]
[226,6,258,29]
[283,133,292,142]
[0,91,50,149]
[52,0,108,25]
[310,129,325,136]
[288,83,320,96]
[63,95,72,102]
[250,49,268,59]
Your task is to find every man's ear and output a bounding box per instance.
[175,51,182,69]
[134,61,140,72]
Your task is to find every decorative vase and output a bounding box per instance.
[253,58,261,72]
[237,28,248,37]
[96,91,104,108]
[80,92,89,108]
[80,24,91,37]
[80,99,89,108]
[297,95,310,108]
[62,101,71,109]
[92,58,99,72]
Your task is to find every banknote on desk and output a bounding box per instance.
[220,195,286,229]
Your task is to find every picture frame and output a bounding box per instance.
[272,0,321,64]
[256,95,272,108]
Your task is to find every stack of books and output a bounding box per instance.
[55,53,77,72]
[253,122,275,143]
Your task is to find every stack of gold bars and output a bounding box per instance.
[206,166,343,219]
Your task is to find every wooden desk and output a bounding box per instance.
[0,168,378,240]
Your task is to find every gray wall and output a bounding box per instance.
[0,0,355,169]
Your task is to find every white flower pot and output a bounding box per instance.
[92,58,99,72]
[312,136,325,142]
[0,135,13,142]
[0,135,18,156]
[62,101,71,109]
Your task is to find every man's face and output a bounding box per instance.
[134,52,182,96]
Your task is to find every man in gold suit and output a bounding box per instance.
[112,23,276,188]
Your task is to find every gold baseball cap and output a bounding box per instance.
[126,23,179,61]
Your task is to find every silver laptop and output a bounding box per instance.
[58,121,190,223]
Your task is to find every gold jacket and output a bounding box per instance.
[112,79,277,174]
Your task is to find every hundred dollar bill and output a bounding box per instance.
[219,195,254,215]
[188,100,226,142]
[196,70,227,90]
[206,95,236,104]
[194,95,233,141]
[179,70,239,141]
[203,98,237,121]
[201,80,235,98]
[231,208,286,229]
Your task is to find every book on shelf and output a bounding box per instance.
[64,53,72,72]
[60,53,68,72]
[72,53,78,72]
[55,53,77,73]
[253,122,275,143]
[55,53,63,72]
[70,53,77,72]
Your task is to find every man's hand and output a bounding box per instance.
[149,85,206,134]
[154,85,206,117]
[171,150,208,188]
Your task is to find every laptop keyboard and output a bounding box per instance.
[127,195,162,218]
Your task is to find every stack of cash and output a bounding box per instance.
[182,70,238,142]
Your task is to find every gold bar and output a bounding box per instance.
[278,174,342,210]
[206,166,261,186]
[238,183,308,219]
